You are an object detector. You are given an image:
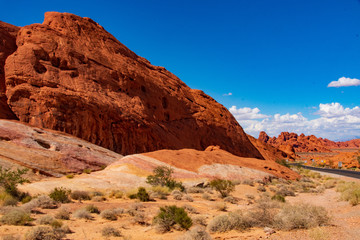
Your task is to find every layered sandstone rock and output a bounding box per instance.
[3,12,263,159]
[0,120,121,177]
[0,21,18,119]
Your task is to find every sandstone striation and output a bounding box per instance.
[2,12,263,159]
[0,120,121,177]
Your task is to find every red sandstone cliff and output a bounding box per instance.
[1,12,263,159]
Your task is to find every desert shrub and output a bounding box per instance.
[136,187,150,202]
[274,203,330,230]
[276,186,295,197]
[100,209,118,221]
[109,190,124,199]
[0,167,29,197]
[102,225,121,237]
[0,208,32,225]
[73,209,92,220]
[50,220,63,229]
[172,190,182,196]
[209,179,234,198]
[245,194,255,200]
[25,226,65,240]
[202,193,211,201]
[247,196,281,227]
[146,166,184,191]
[182,204,199,214]
[85,204,100,214]
[214,202,227,212]
[187,187,204,194]
[173,193,183,200]
[132,212,147,225]
[70,190,91,201]
[83,168,91,174]
[184,195,194,202]
[49,187,70,203]
[257,185,266,192]
[271,194,286,202]
[92,195,107,202]
[153,205,192,232]
[149,186,171,199]
[336,182,360,206]
[323,179,337,189]
[25,195,58,211]
[21,195,32,204]
[65,174,74,179]
[242,179,254,186]
[177,226,212,240]
[192,215,207,226]
[224,196,238,204]
[55,207,70,220]
[38,215,55,225]
[208,211,251,232]
[0,194,18,206]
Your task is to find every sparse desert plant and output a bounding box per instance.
[184,195,194,202]
[257,185,266,192]
[0,192,18,206]
[209,179,234,198]
[55,207,70,220]
[146,166,184,190]
[50,220,63,229]
[101,225,121,237]
[202,193,211,201]
[245,194,255,200]
[173,193,182,200]
[224,196,238,204]
[276,186,295,197]
[187,187,204,194]
[207,211,251,233]
[109,190,124,199]
[192,215,207,226]
[92,195,107,202]
[247,196,281,227]
[153,205,192,232]
[182,204,199,214]
[49,187,70,203]
[177,226,212,240]
[0,208,32,225]
[132,212,147,225]
[25,226,65,240]
[336,182,360,206]
[70,190,91,201]
[271,194,286,202]
[136,187,151,202]
[73,209,92,220]
[274,203,329,230]
[100,209,118,221]
[83,168,92,174]
[85,204,100,214]
[38,215,55,225]
[66,174,74,179]
[214,202,227,212]
[21,195,32,204]
[323,179,337,189]
[149,185,171,199]
[242,179,254,186]
[23,195,57,212]
[0,167,29,197]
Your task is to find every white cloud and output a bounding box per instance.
[327,77,360,87]
[230,103,360,140]
[223,92,233,96]
[229,106,270,120]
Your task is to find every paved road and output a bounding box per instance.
[294,164,360,179]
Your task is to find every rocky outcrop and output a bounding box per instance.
[259,131,360,153]
[247,134,296,161]
[0,120,121,177]
[0,21,18,119]
[2,12,263,159]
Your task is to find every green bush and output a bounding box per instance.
[0,167,29,197]
[271,194,286,202]
[134,187,150,202]
[49,187,70,203]
[153,205,192,232]
[146,166,184,191]
[0,208,32,225]
[210,179,234,198]
[85,204,100,214]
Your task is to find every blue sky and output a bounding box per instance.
[1,0,360,140]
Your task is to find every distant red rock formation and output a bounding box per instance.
[259,131,360,152]
[0,12,263,159]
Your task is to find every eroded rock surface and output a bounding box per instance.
[3,12,263,159]
[0,120,121,177]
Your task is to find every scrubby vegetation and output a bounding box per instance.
[153,205,192,232]
[336,181,360,206]
[0,167,29,197]
[209,179,234,198]
[0,208,32,225]
[49,188,70,203]
[146,166,184,191]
